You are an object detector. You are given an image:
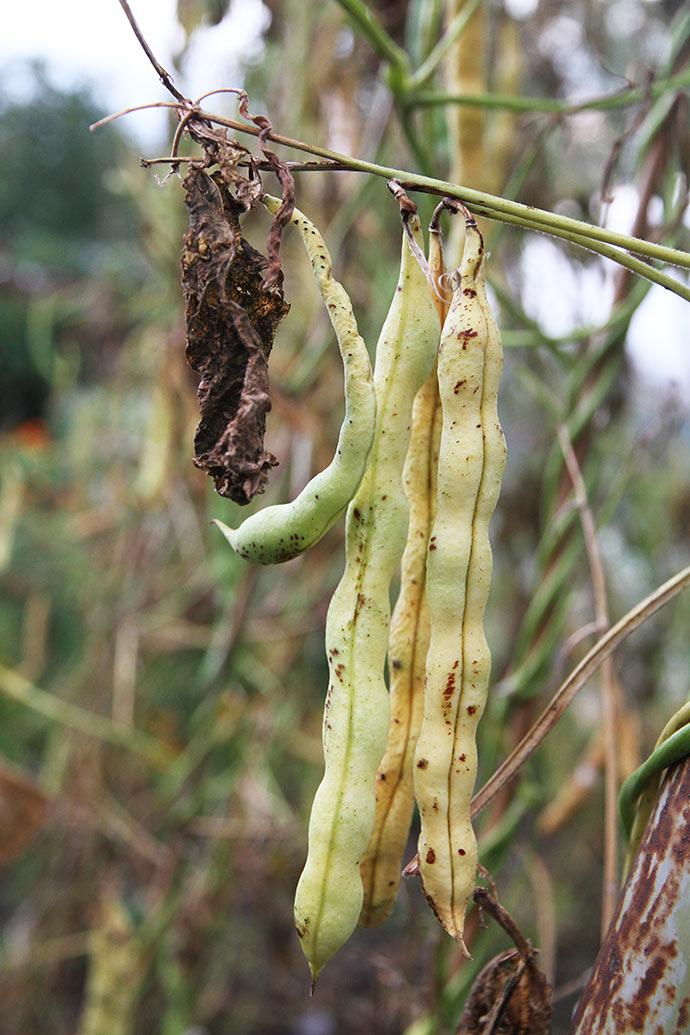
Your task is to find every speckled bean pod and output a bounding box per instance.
[294,209,440,984]
[413,216,506,951]
[358,225,447,928]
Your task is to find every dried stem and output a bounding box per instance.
[470,563,690,819]
[557,425,619,939]
[473,888,534,960]
[117,0,188,103]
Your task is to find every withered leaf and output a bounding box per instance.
[181,167,290,504]
[457,950,553,1035]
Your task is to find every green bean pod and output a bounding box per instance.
[213,195,376,564]
[358,226,447,928]
[294,210,441,984]
[413,217,506,950]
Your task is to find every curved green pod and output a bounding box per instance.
[294,210,441,985]
[213,196,376,564]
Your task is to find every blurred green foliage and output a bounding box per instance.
[0,4,689,1033]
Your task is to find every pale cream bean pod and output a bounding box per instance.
[414,215,505,951]
[214,196,376,564]
[294,206,441,984]
[359,224,447,928]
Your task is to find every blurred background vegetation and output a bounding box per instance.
[0,1,688,1032]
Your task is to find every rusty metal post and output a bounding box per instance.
[568,755,690,1034]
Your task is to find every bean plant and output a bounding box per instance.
[0,2,689,1034]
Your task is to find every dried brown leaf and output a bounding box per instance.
[457,950,553,1035]
[181,167,290,504]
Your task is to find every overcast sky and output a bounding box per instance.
[1,0,268,146]
[3,1,689,398]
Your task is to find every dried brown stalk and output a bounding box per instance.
[556,424,619,937]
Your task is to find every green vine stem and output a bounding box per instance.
[618,715,690,839]
[407,0,483,90]
[332,0,409,82]
[465,202,690,302]
[185,107,690,284]
[407,68,690,114]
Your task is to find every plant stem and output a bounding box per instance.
[408,69,690,113]
[557,425,619,938]
[618,721,690,838]
[470,563,690,819]
[466,203,690,303]
[332,0,409,75]
[408,0,483,89]
[199,107,690,274]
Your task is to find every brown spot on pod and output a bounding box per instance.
[454,380,466,393]
[467,705,477,715]
[463,287,477,297]
[426,849,436,864]
[417,758,429,769]
[458,848,466,856]
[423,892,442,923]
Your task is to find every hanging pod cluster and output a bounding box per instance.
[217,190,506,983]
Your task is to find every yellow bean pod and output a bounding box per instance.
[294,210,441,984]
[214,195,376,564]
[413,216,506,951]
[358,227,447,928]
